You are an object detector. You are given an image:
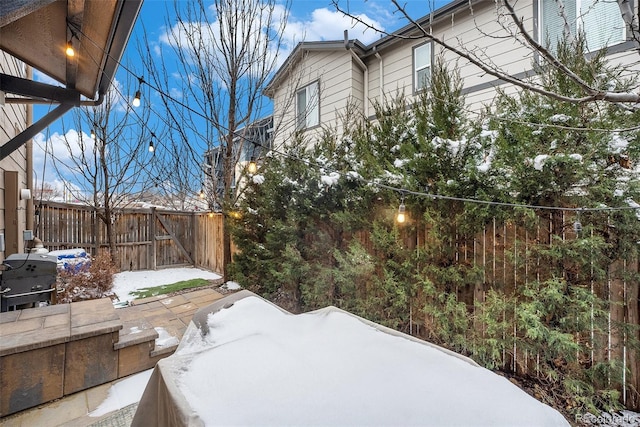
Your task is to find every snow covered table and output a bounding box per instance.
[132,290,569,427]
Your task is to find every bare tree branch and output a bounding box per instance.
[47,79,157,260]
[331,0,640,104]
[141,0,291,277]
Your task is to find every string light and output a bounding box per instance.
[65,39,75,57]
[396,196,406,224]
[64,20,80,58]
[90,129,96,139]
[132,76,144,108]
[574,209,583,234]
[132,90,141,108]
[247,157,257,174]
[199,187,205,199]
[148,132,155,153]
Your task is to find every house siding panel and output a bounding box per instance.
[0,51,29,257]
[272,50,358,147]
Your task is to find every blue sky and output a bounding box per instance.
[32,0,440,194]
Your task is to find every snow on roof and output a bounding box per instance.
[133,291,569,426]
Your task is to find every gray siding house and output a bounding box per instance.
[265,0,637,147]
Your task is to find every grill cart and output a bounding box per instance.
[0,253,58,312]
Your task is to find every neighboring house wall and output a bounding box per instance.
[268,0,640,146]
[0,51,29,258]
[271,47,365,147]
[205,117,274,210]
[363,0,538,110]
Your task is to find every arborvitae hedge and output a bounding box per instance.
[230,38,640,415]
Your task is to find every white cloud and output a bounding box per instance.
[278,6,387,68]
[160,20,218,53]
[158,4,385,75]
[169,87,183,99]
[32,129,96,185]
[159,5,292,89]
[292,8,384,45]
[33,69,64,87]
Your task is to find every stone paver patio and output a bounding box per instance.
[0,287,224,427]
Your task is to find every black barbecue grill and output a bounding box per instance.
[0,253,58,312]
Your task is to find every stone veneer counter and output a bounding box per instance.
[0,298,121,357]
[0,298,123,416]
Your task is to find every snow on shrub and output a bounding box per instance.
[57,251,117,303]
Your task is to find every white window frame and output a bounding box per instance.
[296,81,320,130]
[413,42,432,92]
[539,0,626,52]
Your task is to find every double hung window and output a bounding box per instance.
[296,81,319,129]
[540,0,625,52]
[414,42,432,92]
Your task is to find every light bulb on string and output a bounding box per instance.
[90,129,96,139]
[396,197,406,224]
[573,220,582,234]
[248,157,257,174]
[65,39,75,57]
[148,132,156,153]
[132,76,144,108]
[199,187,205,199]
[574,208,583,235]
[132,90,141,108]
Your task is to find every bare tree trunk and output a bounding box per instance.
[140,0,290,278]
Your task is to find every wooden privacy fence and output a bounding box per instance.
[383,209,640,409]
[35,201,224,275]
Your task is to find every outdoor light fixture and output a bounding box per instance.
[573,220,582,234]
[148,132,156,153]
[132,76,144,108]
[248,157,257,174]
[132,90,141,108]
[396,200,406,224]
[65,39,75,57]
[573,209,583,235]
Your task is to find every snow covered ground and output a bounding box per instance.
[89,369,153,417]
[90,267,223,417]
[111,267,222,303]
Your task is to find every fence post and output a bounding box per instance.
[191,211,197,268]
[150,207,157,270]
